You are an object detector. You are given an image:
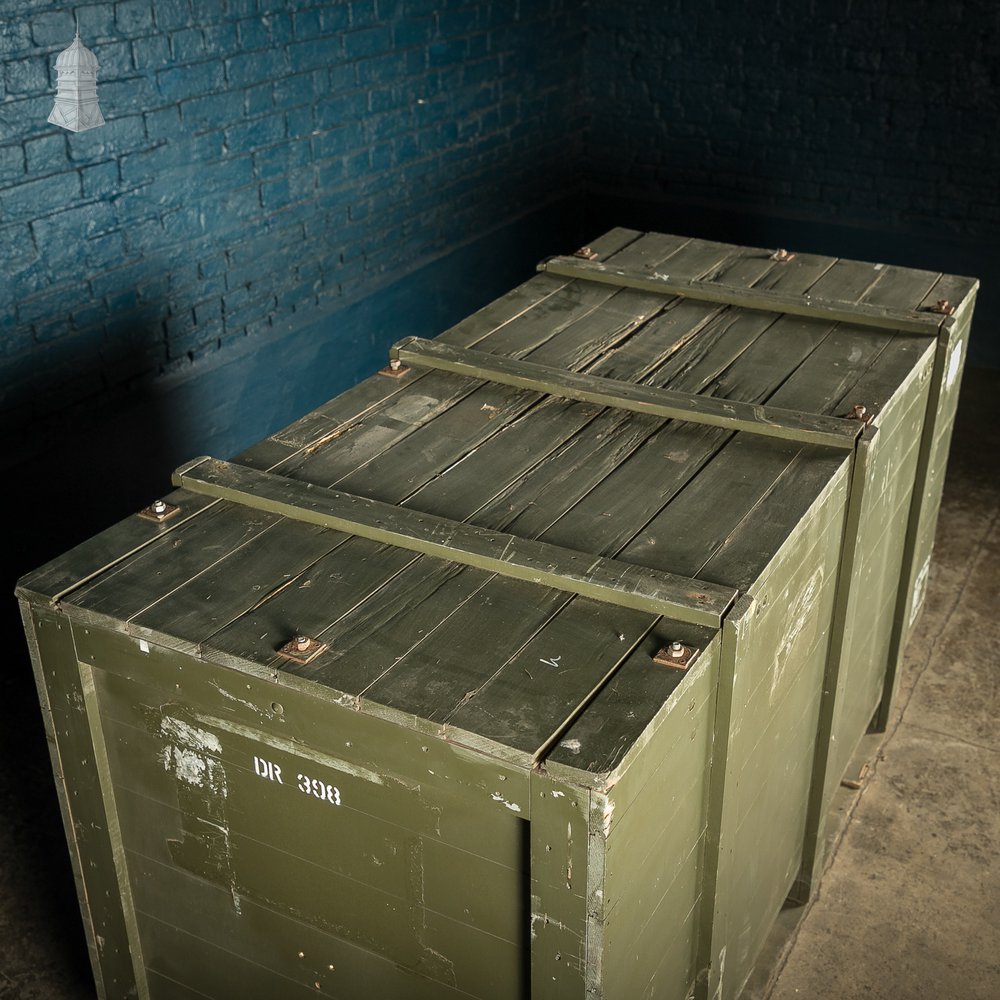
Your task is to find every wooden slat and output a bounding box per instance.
[539,256,945,334]
[172,457,736,627]
[391,337,861,449]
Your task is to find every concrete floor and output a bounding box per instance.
[762,366,1000,1000]
[1,370,997,1000]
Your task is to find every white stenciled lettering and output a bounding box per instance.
[297,772,342,806]
[253,755,283,783]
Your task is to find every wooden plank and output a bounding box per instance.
[18,606,141,1000]
[439,596,656,755]
[391,337,860,449]
[66,503,283,622]
[528,775,590,999]
[135,866,476,1000]
[539,256,945,334]
[173,458,736,627]
[15,488,218,606]
[128,520,349,648]
[696,595,753,1000]
[541,628,719,785]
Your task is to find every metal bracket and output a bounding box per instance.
[378,359,410,378]
[843,404,875,427]
[652,642,700,671]
[138,499,180,523]
[573,245,599,260]
[277,634,329,665]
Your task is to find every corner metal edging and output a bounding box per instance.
[390,337,862,451]
[172,457,737,629]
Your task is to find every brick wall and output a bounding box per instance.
[1,0,585,438]
[585,0,1000,238]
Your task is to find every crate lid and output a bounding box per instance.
[18,228,976,783]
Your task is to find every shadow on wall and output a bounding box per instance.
[2,197,585,995]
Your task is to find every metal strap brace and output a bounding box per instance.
[390,337,863,450]
[172,458,738,628]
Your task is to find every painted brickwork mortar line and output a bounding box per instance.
[1,1,586,430]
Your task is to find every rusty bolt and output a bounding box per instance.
[389,358,402,371]
[294,635,311,652]
[151,499,168,515]
[849,404,867,420]
[771,248,795,262]
[669,641,685,657]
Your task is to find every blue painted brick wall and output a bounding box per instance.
[585,0,1000,239]
[3,0,996,450]
[1,0,586,435]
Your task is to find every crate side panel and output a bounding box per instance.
[711,462,850,1000]
[83,643,530,999]
[594,642,718,999]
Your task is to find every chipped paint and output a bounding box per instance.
[601,797,615,838]
[559,738,582,754]
[770,566,824,703]
[160,717,226,794]
[490,791,522,812]
[215,686,267,716]
[192,711,388,787]
[945,338,963,390]
[161,716,222,754]
[910,555,932,626]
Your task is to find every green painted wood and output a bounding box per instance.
[72,623,535,864]
[442,601,666,764]
[697,450,850,1000]
[542,629,719,788]
[66,502,283,625]
[20,227,981,1000]
[877,305,975,730]
[528,774,591,998]
[539,256,946,334]
[172,457,736,626]
[18,606,140,1000]
[391,337,860,449]
[77,660,150,999]
[15,488,218,607]
[696,594,753,1000]
[135,866,477,1000]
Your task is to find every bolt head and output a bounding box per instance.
[151,499,167,515]
[294,635,311,652]
[669,641,684,656]
[389,358,402,371]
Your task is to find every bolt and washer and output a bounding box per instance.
[151,499,168,515]
[294,635,311,652]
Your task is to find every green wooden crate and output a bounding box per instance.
[17,228,977,1000]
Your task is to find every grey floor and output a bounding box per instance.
[1,371,997,1000]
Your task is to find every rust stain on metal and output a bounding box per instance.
[770,248,796,262]
[137,499,180,523]
[573,246,599,260]
[277,634,329,665]
[378,359,410,378]
[652,642,699,671]
[929,299,955,315]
